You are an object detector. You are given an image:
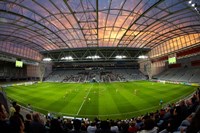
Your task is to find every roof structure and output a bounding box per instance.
[0,0,200,62]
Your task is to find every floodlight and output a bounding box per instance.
[43,58,52,61]
[86,55,101,59]
[138,55,148,59]
[61,56,73,61]
[188,0,192,4]
[191,3,196,7]
[115,55,126,59]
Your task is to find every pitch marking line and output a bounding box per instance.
[76,84,93,115]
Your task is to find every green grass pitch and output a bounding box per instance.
[4,81,196,120]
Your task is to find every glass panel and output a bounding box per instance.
[0,0,200,58]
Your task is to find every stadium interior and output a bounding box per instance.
[0,0,200,133]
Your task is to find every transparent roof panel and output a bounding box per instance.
[0,0,200,53]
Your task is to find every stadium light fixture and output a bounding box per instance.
[191,3,196,7]
[187,1,200,15]
[86,55,101,59]
[115,55,126,59]
[61,56,73,61]
[43,57,52,61]
[138,55,148,59]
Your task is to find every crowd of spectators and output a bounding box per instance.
[0,88,200,133]
[46,69,146,83]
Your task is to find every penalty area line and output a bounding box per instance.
[76,84,93,115]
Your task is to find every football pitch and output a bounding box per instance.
[4,81,196,120]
